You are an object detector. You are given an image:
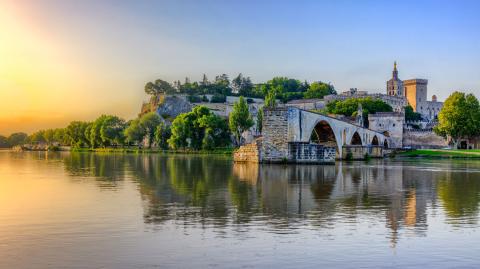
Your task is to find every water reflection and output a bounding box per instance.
[57,152,480,242]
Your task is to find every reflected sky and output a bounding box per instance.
[1,151,480,268]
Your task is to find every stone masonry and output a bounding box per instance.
[233,139,261,162]
[261,108,290,162]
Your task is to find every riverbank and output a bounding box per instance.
[7,145,235,155]
[73,147,235,155]
[398,149,480,159]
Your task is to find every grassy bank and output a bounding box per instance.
[71,147,235,155]
[398,149,480,159]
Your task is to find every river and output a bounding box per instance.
[1,151,480,268]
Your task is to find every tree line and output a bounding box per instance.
[1,97,255,150]
[145,74,336,103]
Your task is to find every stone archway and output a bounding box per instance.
[372,135,379,146]
[310,120,337,147]
[350,132,362,145]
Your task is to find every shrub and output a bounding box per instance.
[188,95,202,103]
[210,93,226,103]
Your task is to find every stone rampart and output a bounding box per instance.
[402,130,447,149]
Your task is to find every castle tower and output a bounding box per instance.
[403,79,428,112]
[386,61,404,96]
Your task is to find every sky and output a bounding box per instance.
[1,0,479,135]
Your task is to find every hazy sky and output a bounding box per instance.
[1,0,479,135]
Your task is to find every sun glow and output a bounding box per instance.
[0,1,95,134]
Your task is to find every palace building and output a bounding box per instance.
[386,62,443,120]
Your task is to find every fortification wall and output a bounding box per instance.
[402,130,447,149]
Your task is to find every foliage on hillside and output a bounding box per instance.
[404,105,423,121]
[326,97,393,119]
[144,74,335,103]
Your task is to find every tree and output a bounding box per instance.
[404,105,422,121]
[139,112,162,148]
[257,108,263,133]
[229,96,254,145]
[65,121,90,148]
[154,122,171,149]
[304,81,336,99]
[434,92,480,146]
[0,135,8,148]
[168,106,230,150]
[144,79,174,95]
[100,115,126,146]
[326,97,393,120]
[264,90,277,108]
[124,119,145,146]
[231,73,244,94]
[8,132,28,147]
[89,115,108,148]
[43,129,55,144]
[29,130,46,144]
[53,128,66,145]
[210,93,226,103]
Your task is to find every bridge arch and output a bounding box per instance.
[372,135,379,146]
[310,120,337,146]
[350,132,362,145]
[308,120,341,157]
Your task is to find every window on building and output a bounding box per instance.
[393,124,396,127]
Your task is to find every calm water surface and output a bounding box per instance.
[1,151,480,268]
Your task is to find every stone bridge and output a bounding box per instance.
[259,107,390,162]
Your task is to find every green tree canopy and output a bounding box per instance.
[229,96,254,145]
[139,112,162,148]
[326,97,393,120]
[304,81,336,99]
[53,128,66,144]
[0,135,8,148]
[89,115,109,148]
[154,122,171,150]
[434,92,480,144]
[257,108,263,134]
[264,90,277,109]
[124,119,146,145]
[8,132,28,147]
[29,130,46,144]
[145,79,175,95]
[404,105,423,121]
[65,121,91,148]
[100,115,127,146]
[168,106,230,150]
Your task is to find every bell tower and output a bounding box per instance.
[386,61,404,96]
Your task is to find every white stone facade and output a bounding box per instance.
[368,112,405,148]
